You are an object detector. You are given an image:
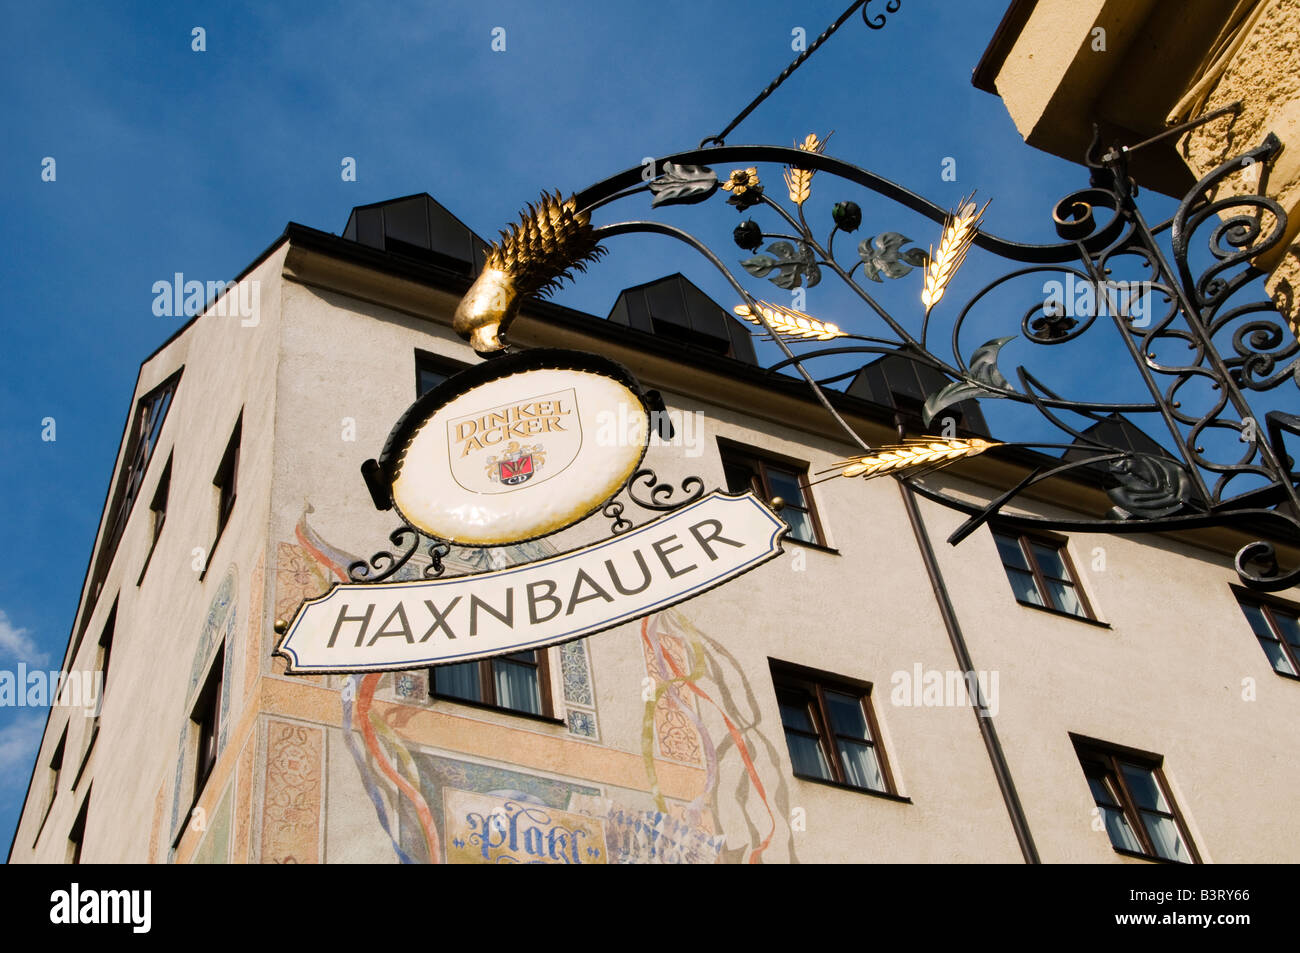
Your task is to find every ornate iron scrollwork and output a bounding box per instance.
[542,121,1300,590]
[348,525,452,582]
[348,525,421,583]
[625,468,706,511]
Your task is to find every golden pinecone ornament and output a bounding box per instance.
[454,191,605,355]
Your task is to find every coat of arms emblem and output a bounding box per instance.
[486,441,547,486]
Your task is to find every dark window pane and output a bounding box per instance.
[777,692,817,732]
[781,507,816,544]
[1047,579,1085,616]
[435,662,482,703]
[493,660,542,715]
[1271,611,1300,649]
[1141,811,1190,863]
[1029,541,1068,579]
[1239,603,1274,639]
[838,739,884,791]
[417,366,450,396]
[1006,568,1043,605]
[1120,764,1169,812]
[723,462,757,495]
[824,691,870,740]
[765,469,809,510]
[994,534,1030,571]
[1100,805,1143,853]
[784,730,831,780]
[1259,637,1298,675]
[1087,775,1119,808]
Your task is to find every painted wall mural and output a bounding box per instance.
[639,609,800,864]
[260,720,324,864]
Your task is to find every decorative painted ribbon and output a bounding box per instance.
[643,615,718,830]
[356,673,442,863]
[340,674,414,864]
[642,614,777,863]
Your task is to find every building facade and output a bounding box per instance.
[9,183,1300,865]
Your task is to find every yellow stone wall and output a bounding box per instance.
[1170,0,1300,328]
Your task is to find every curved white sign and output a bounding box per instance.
[277,491,785,673]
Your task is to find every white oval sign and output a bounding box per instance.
[391,366,648,545]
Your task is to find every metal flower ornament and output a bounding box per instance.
[447,0,1300,593]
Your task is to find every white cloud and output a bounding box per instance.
[0,714,47,787]
[0,611,48,666]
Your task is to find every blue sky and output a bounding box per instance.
[0,0,1275,852]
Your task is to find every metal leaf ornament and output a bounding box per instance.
[922,336,1015,426]
[858,232,928,282]
[740,240,821,290]
[649,163,719,208]
[1107,456,1195,519]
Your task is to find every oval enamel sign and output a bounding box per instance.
[386,353,650,545]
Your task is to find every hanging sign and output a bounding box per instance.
[364,349,654,546]
[277,491,784,674]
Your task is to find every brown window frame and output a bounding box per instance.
[35,725,68,845]
[68,787,90,865]
[717,440,828,548]
[70,601,117,795]
[80,369,181,644]
[192,648,225,803]
[1072,735,1199,864]
[137,453,172,585]
[769,660,901,799]
[204,413,242,580]
[96,600,118,699]
[1233,587,1300,680]
[991,526,1098,622]
[429,650,558,723]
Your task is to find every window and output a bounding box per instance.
[71,602,116,792]
[431,650,555,719]
[68,788,90,864]
[138,454,171,584]
[416,351,467,396]
[192,649,224,800]
[84,370,180,622]
[71,724,98,793]
[1236,591,1300,678]
[96,601,117,698]
[770,661,896,795]
[718,442,826,546]
[36,726,67,841]
[992,528,1095,620]
[210,413,242,564]
[1073,737,1198,863]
